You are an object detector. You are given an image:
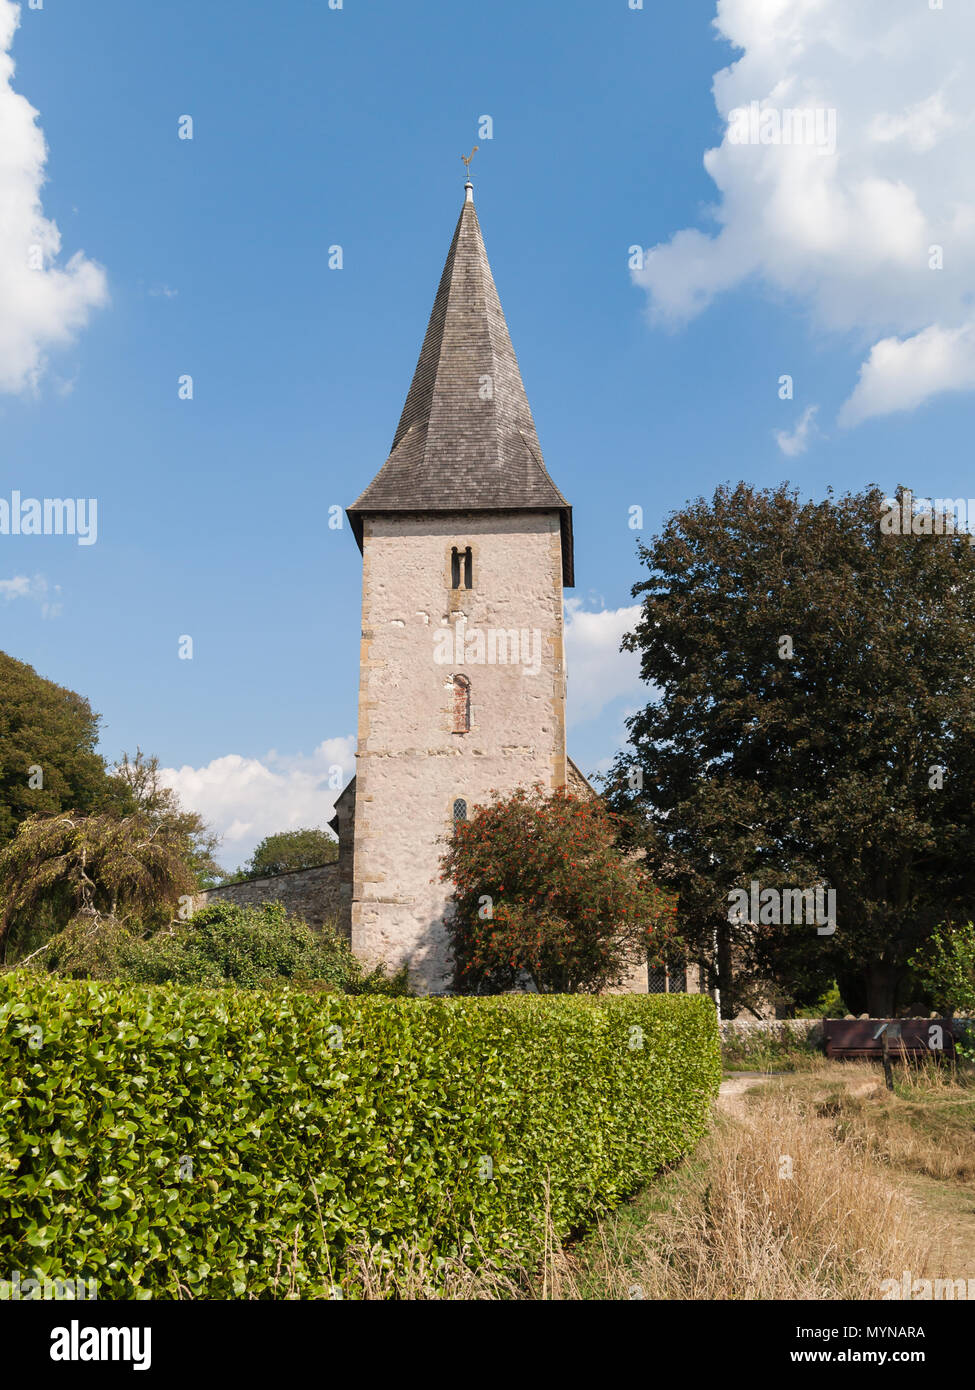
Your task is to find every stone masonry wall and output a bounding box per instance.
[194,862,343,932]
[351,510,569,994]
[331,782,356,942]
[719,1018,824,1045]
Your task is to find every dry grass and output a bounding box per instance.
[534,1074,946,1300]
[243,1227,531,1301]
[339,1245,526,1301]
[245,1060,974,1299]
[796,1058,975,1186]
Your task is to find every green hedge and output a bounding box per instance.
[0,976,720,1297]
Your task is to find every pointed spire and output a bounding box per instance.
[348,190,574,585]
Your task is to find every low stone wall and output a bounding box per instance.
[720,1018,824,1046]
[194,862,345,932]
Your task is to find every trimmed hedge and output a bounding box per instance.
[0,976,720,1297]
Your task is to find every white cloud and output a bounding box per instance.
[839,322,975,426]
[160,738,355,871]
[775,403,819,456]
[564,599,644,726]
[0,1,107,394]
[0,571,61,616]
[868,91,957,154]
[633,0,975,424]
[0,573,30,599]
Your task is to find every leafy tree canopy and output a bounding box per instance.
[112,749,221,888]
[231,827,338,882]
[604,483,975,1017]
[0,651,132,845]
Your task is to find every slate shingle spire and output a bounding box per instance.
[348,181,574,585]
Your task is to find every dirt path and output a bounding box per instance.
[717,1072,778,1118]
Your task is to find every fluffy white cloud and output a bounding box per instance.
[633,0,975,423]
[0,1,107,394]
[564,599,644,726]
[0,571,61,616]
[839,322,975,426]
[775,403,819,456]
[160,737,355,871]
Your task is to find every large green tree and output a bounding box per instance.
[0,651,132,845]
[231,827,338,881]
[605,483,975,1017]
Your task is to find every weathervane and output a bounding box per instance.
[462,145,479,182]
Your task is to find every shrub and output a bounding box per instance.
[0,980,719,1297]
[441,785,675,994]
[130,901,361,990]
[720,1024,822,1072]
[15,901,410,998]
[23,914,148,981]
[794,980,848,1019]
[910,921,975,1016]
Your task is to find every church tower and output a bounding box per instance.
[344,179,575,993]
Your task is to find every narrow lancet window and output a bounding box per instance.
[451,674,471,733]
[453,798,468,823]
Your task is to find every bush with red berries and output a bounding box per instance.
[441,785,675,993]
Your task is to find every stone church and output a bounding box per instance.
[207,179,659,996]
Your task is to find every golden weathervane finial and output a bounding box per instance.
[462,145,479,181]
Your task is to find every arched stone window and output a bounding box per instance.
[451,674,471,733]
[451,546,473,590]
[453,798,468,823]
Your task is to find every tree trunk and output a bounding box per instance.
[837,961,902,1017]
[864,961,900,1017]
[836,970,866,1016]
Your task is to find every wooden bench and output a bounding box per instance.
[822,1019,956,1059]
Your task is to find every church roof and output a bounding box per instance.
[348,186,574,585]
[566,756,599,801]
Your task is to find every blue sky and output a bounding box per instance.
[1,0,971,868]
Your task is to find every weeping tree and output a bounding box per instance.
[0,812,196,964]
[112,749,222,888]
